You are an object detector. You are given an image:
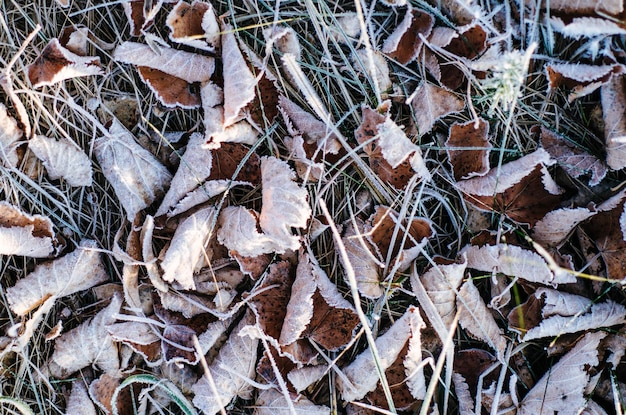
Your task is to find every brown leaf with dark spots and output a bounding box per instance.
[137,67,201,109]
[365,343,417,411]
[453,349,498,394]
[207,142,261,184]
[446,118,491,181]
[231,251,271,279]
[256,348,297,395]
[247,73,280,127]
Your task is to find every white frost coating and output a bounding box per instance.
[532,207,595,247]
[29,135,92,187]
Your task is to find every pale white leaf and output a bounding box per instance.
[519,331,606,415]
[0,103,22,168]
[415,256,466,328]
[27,39,104,88]
[170,179,250,217]
[107,321,159,345]
[263,26,301,59]
[457,279,507,360]
[217,206,277,257]
[221,22,257,127]
[0,201,55,258]
[377,115,431,180]
[340,218,384,299]
[65,381,97,415]
[259,156,311,252]
[29,135,92,187]
[352,49,392,94]
[526,0,623,15]
[254,388,330,415]
[407,82,465,136]
[279,96,341,154]
[206,119,259,149]
[50,294,122,378]
[7,240,108,316]
[532,207,595,247]
[113,41,214,83]
[166,0,220,51]
[338,306,424,402]
[156,132,212,217]
[287,364,329,393]
[550,16,626,39]
[452,373,474,415]
[192,311,258,415]
[94,119,172,221]
[161,206,218,290]
[462,243,576,285]
[536,288,594,318]
[602,74,626,170]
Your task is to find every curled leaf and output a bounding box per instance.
[166,0,220,51]
[382,7,434,65]
[0,201,56,258]
[0,103,22,168]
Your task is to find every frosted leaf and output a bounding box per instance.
[217,206,277,257]
[457,279,507,360]
[254,388,330,415]
[407,82,465,136]
[525,0,622,15]
[519,331,606,414]
[29,135,92,187]
[340,218,384,299]
[166,1,220,51]
[0,103,22,168]
[192,311,258,414]
[65,381,97,415]
[113,41,214,83]
[352,49,392,94]
[452,373,474,415]
[550,16,626,39]
[382,7,434,65]
[50,294,122,378]
[601,74,626,170]
[7,240,108,316]
[0,201,56,258]
[27,39,104,88]
[532,207,595,247]
[136,66,201,108]
[94,119,172,221]
[446,118,491,180]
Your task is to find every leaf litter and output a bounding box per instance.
[4,0,626,414]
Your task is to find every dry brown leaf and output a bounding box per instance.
[136,66,201,108]
[340,217,384,299]
[29,135,92,187]
[0,201,56,258]
[58,25,89,56]
[414,255,466,328]
[524,0,623,15]
[254,388,330,414]
[113,41,214,83]
[27,38,104,88]
[0,103,22,168]
[94,119,172,221]
[192,310,258,414]
[122,0,163,36]
[382,7,434,65]
[338,306,425,403]
[519,331,606,414]
[166,0,219,52]
[539,126,607,186]
[546,63,622,101]
[455,148,563,226]
[221,21,258,127]
[601,73,626,170]
[7,240,107,315]
[49,294,122,378]
[160,206,217,290]
[407,82,465,136]
[462,243,576,285]
[457,279,508,360]
[88,372,136,415]
[446,118,491,180]
[65,381,97,415]
[532,207,596,248]
[106,321,161,366]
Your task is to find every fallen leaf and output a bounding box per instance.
[287,364,329,393]
[94,119,172,221]
[106,321,161,366]
[539,126,607,186]
[166,0,220,52]
[432,0,481,25]
[254,388,330,415]
[192,310,258,414]
[340,217,384,299]
[457,279,508,360]
[382,7,434,65]
[7,240,108,316]
[217,206,278,257]
[28,135,92,187]
[414,255,466,328]
[0,103,22,168]
[455,148,564,226]
[452,373,474,415]
[0,201,56,258]
[65,381,97,415]
[351,49,393,95]
[462,242,576,285]
[113,41,214,83]
[446,118,491,180]
[27,38,104,88]
[436,24,487,90]
[454,349,498,395]
[532,207,596,248]
[88,372,135,415]
[524,0,623,15]
[550,16,626,39]
[546,63,622,101]
[338,306,426,403]
[136,66,201,108]
[601,73,626,170]
[519,331,606,414]
[407,82,465,136]
[49,294,122,378]
[122,0,165,36]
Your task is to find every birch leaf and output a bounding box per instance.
[462,243,576,285]
[519,331,606,415]
[29,135,92,187]
[27,38,104,88]
[408,82,465,136]
[532,207,595,248]
[166,0,219,52]
[192,311,258,414]
[254,388,330,415]
[222,21,257,127]
[94,119,172,221]
[113,41,214,83]
[446,118,491,180]
[259,156,311,252]
[0,103,22,168]
[382,7,434,65]
[601,73,626,170]
[0,201,56,258]
[457,279,507,360]
[49,294,122,378]
[340,217,384,299]
[338,306,425,403]
[7,240,108,316]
